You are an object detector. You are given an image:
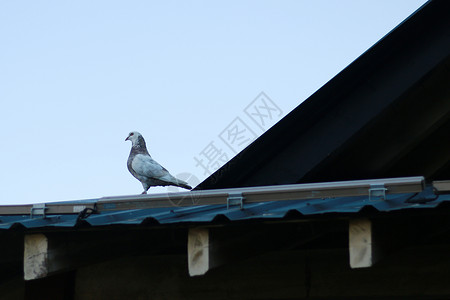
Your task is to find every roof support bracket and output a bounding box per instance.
[227,193,245,210]
[30,203,47,219]
[369,184,387,201]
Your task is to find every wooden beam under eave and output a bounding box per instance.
[349,218,376,268]
[24,234,49,280]
[188,228,209,276]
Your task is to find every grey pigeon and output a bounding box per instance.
[125,131,192,194]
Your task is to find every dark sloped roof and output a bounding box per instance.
[1,185,449,230]
[196,0,450,190]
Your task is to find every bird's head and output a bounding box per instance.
[125,131,142,145]
[126,131,149,153]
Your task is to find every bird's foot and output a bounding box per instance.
[141,191,147,194]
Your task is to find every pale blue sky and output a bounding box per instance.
[0,1,427,204]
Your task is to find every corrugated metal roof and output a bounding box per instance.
[1,186,449,230]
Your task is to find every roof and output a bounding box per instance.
[1,2,449,232]
[197,0,450,190]
[1,177,450,231]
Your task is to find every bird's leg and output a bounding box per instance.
[141,183,150,194]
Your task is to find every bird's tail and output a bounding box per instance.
[174,178,192,190]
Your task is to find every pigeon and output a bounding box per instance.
[125,131,192,194]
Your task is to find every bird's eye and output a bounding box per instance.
[130,133,134,136]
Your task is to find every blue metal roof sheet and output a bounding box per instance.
[1,187,449,230]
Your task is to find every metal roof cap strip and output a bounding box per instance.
[1,183,450,230]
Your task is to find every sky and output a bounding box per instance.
[0,0,427,204]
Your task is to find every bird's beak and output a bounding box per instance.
[125,136,129,141]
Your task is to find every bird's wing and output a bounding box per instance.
[131,154,174,181]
